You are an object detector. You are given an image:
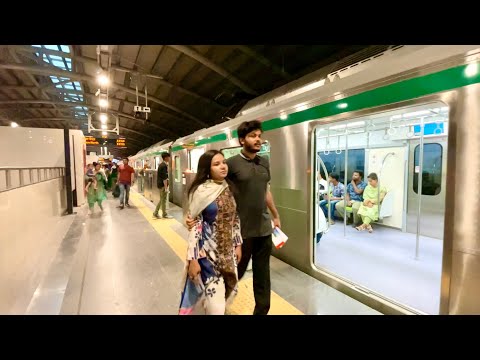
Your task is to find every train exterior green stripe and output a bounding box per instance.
[171,62,480,153]
[171,133,227,153]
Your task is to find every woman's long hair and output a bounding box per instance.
[188,150,221,198]
[187,150,234,198]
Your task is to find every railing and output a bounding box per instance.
[0,167,65,193]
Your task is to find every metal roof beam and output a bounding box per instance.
[7,48,65,118]
[4,116,158,142]
[0,99,178,138]
[0,62,207,128]
[168,45,259,96]
[80,91,192,125]
[0,85,84,96]
[236,45,291,80]
[9,45,226,111]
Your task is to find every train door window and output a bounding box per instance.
[174,155,181,182]
[313,101,449,315]
[155,156,160,169]
[413,143,442,195]
[189,148,205,173]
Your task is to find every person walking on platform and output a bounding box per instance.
[86,163,108,215]
[186,120,281,315]
[108,163,118,192]
[117,157,135,209]
[153,153,173,219]
[179,150,242,315]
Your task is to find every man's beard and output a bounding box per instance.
[245,142,261,153]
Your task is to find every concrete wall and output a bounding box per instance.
[0,178,68,314]
[0,126,65,167]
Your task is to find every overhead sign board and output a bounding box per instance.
[85,136,127,148]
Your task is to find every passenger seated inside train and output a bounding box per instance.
[319,173,344,225]
[355,172,387,233]
[317,171,329,199]
[335,170,367,226]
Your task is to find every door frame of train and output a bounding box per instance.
[307,91,456,315]
[406,135,449,240]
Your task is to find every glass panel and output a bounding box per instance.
[189,148,205,173]
[174,156,181,182]
[45,45,60,51]
[319,149,365,185]
[50,56,64,63]
[413,144,442,195]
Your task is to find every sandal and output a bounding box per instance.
[355,224,366,231]
[367,225,373,233]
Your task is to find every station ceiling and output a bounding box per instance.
[0,45,381,157]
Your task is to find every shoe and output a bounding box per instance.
[125,203,130,208]
[153,213,161,219]
[163,214,173,219]
[329,219,335,225]
[118,205,124,209]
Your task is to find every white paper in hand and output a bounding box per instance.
[271,221,288,249]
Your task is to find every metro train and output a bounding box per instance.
[129,45,480,315]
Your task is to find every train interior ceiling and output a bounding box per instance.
[314,101,449,315]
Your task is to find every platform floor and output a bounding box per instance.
[25,190,380,315]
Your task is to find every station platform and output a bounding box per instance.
[24,190,380,315]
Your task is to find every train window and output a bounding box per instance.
[222,146,242,159]
[258,141,271,160]
[174,155,181,182]
[221,141,271,160]
[318,149,365,184]
[413,143,442,195]
[155,156,160,169]
[189,148,205,173]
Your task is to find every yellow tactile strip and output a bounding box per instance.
[129,192,303,315]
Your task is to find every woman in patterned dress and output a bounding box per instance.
[179,150,242,315]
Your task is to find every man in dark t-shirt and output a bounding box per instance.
[153,152,172,219]
[226,121,281,315]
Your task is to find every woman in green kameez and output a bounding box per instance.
[108,164,118,191]
[86,163,108,215]
[356,173,387,233]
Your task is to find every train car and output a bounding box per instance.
[130,140,173,204]
[139,45,480,314]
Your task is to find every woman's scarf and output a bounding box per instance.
[363,184,387,201]
[187,179,228,219]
